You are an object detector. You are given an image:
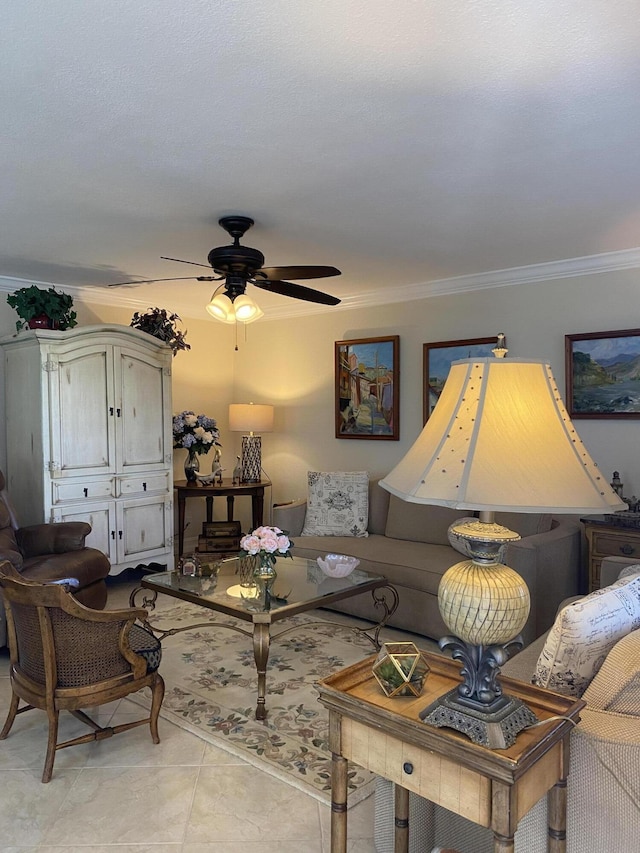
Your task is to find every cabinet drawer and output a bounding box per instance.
[52,479,114,503]
[591,531,640,559]
[118,472,170,497]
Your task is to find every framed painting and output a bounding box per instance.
[423,335,500,423]
[566,328,640,418]
[335,335,399,439]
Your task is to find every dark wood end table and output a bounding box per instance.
[174,478,271,557]
[581,513,640,591]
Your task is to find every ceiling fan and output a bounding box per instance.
[108,216,342,316]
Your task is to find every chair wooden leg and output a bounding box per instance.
[42,708,60,783]
[149,673,164,744]
[0,691,20,739]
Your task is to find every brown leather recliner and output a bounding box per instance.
[0,470,111,645]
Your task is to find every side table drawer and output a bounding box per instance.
[591,531,640,560]
[340,717,491,827]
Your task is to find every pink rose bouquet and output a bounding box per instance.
[240,525,293,562]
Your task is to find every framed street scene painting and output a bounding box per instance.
[423,335,499,423]
[335,335,399,439]
[566,328,640,418]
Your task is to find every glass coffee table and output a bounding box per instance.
[132,556,398,720]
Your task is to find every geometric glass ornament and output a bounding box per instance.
[372,642,430,698]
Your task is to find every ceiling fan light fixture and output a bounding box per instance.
[240,302,263,324]
[233,293,260,322]
[206,292,235,322]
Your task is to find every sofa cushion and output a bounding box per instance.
[368,479,390,535]
[22,548,111,588]
[301,471,369,537]
[533,569,640,697]
[293,533,455,597]
[385,495,467,545]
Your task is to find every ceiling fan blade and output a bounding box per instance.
[160,256,212,269]
[253,279,340,305]
[257,265,341,281]
[108,276,217,287]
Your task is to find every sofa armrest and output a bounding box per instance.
[16,522,92,557]
[506,518,582,643]
[272,500,307,537]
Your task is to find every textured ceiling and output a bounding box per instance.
[2,1,640,320]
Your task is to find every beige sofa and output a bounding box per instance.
[374,557,640,853]
[273,478,583,646]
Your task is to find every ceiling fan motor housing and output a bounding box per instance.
[207,244,265,275]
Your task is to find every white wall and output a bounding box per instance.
[1,267,638,541]
[232,268,640,507]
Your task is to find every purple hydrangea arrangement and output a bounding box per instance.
[172,410,221,456]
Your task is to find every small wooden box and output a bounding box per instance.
[201,521,241,538]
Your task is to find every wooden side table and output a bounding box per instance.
[174,479,271,557]
[317,652,584,853]
[581,515,640,591]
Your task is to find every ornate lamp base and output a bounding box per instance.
[241,434,262,483]
[421,687,537,749]
[420,635,538,749]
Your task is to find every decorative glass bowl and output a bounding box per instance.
[372,642,430,697]
[316,554,360,577]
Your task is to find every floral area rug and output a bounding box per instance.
[128,596,411,807]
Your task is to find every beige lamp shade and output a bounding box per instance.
[228,403,274,434]
[381,358,626,515]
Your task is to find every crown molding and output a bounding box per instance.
[2,246,640,322]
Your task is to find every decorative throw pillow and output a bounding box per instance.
[532,569,640,697]
[301,471,369,537]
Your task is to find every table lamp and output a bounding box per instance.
[380,344,625,748]
[228,403,274,483]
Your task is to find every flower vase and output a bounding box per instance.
[184,450,199,483]
[253,552,277,601]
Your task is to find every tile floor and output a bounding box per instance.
[0,578,380,852]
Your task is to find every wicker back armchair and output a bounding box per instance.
[0,561,164,782]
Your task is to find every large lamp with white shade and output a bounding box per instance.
[380,343,625,747]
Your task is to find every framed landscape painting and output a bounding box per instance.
[423,335,499,423]
[566,328,640,418]
[335,335,399,439]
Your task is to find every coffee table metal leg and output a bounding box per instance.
[252,615,271,720]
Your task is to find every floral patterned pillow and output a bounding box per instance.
[301,471,369,537]
[533,569,640,697]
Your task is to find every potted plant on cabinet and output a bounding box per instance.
[130,307,191,356]
[6,285,78,332]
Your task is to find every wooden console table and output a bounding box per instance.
[317,652,584,853]
[174,479,271,557]
[581,514,640,591]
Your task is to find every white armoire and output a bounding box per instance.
[0,324,174,574]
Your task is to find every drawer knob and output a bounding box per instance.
[402,762,413,775]
[620,544,635,556]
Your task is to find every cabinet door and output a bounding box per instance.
[47,344,116,477]
[116,494,172,563]
[51,500,117,563]
[114,346,171,473]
